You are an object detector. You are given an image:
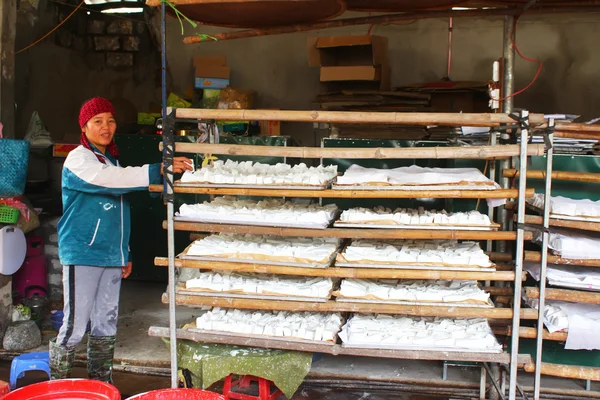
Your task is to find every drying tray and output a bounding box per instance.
[186,328,338,347]
[527,203,600,223]
[175,177,336,191]
[332,184,498,191]
[334,261,496,272]
[179,243,341,269]
[177,287,332,303]
[340,342,503,354]
[174,217,332,230]
[334,297,495,309]
[333,222,500,231]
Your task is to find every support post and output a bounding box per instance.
[534,119,554,399]
[160,1,178,389]
[0,0,16,137]
[509,110,529,400]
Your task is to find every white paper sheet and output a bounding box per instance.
[535,229,600,260]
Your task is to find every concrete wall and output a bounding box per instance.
[15,7,600,144]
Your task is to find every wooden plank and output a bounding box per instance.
[524,251,600,267]
[148,184,535,199]
[524,362,600,382]
[148,326,530,364]
[492,326,568,341]
[522,214,600,233]
[0,0,16,138]
[503,169,600,183]
[171,108,546,127]
[167,221,531,241]
[524,287,600,305]
[165,293,538,319]
[159,142,544,160]
[154,257,518,281]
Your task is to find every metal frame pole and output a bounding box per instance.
[160,2,179,389]
[534,119,554,399]
[509,110,529,400]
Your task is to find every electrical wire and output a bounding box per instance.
[16,0,85,54]
[495,16,544,102]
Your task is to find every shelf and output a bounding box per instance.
[160,141,544,160]
[524,251,600,267]
[521,214,600,233]
[149,184,535,199]
[504,169,600,184]
[166,221,531,241]
[148,326,533,365]
[163,293,538,319]
[155,257,520,281]
[169,108,546,128]
[524,287,600,305]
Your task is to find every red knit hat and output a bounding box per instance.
[79,97,116,129]
[79,97,119,161]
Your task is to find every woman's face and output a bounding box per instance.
[83,112,117,154]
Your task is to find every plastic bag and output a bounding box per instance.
[24,112,53,148]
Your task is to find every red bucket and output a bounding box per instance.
[125,388,228,400]
[1,379,120,400]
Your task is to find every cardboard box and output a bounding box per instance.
[259,120,281,136]
[195,77,230,89]
[308,35,390,91]
[193,55,230,79]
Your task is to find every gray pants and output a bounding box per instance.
[57,265,122,347]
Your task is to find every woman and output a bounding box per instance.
[51,97,192,382]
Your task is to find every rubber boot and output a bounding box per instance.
[49,338,76,380]
[87,335,116,383]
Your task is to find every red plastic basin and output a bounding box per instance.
[125,389,228,400]
[1,379,120,400]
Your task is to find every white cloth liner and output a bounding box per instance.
[534,228,600,260]
[525,262,600,291]
[528,194,600,218]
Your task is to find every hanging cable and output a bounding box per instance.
[16,0,85,54]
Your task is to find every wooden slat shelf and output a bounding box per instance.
[148,326,533,366]
[149,184,535,199]
[163,293,538,319]
[166,221,532,241]
[524,287,600,305]
[524,251,600,267]
[154,257,520,281]
[504,169,600,184]
[159,142,544,160]
[521,214,600,233]
[166,108,546,127]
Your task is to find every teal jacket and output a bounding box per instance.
[58,145,161,267]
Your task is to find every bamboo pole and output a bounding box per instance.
[503,169,600,183]
[524,287,600,305]
[493,326,568,341]
[166,293,538,319]
[154,257,518,281]
[525,251,600,267]
[522,214,600,233]
[555,131,600,140]
[148,184,535,199]
[166,220,530,240]
[173,108,546,127]
[487,252,514,262]
[524,362,600,382]
[554,122,600,133]
[158,142,543,159]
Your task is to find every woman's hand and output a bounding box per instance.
[122,262,132,279]
[160,157,194,175]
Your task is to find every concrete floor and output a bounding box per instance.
[1,280,599,399]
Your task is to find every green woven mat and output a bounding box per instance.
[176,340,313,398]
